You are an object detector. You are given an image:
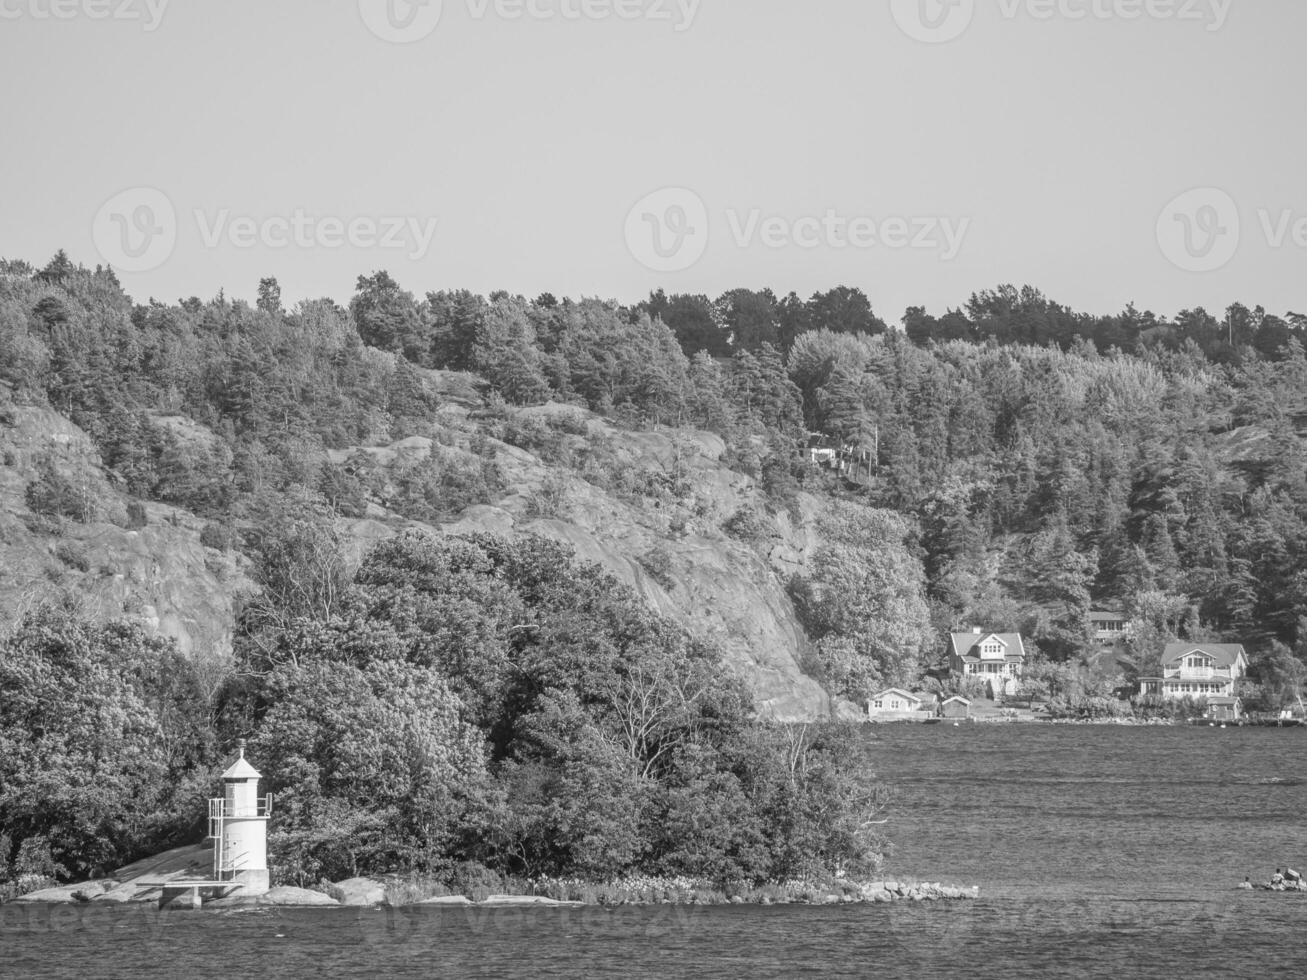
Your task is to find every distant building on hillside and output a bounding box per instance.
[1138,643,1249,701]
[948,629,1026,697]
[1090,611,1132,645]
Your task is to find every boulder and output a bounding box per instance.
[331,877,387,907]
[481,895,576,907]
[258,887,339,907]
[416,895,473,906]
[15,881,110,904]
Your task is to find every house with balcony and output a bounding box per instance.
[1090,611,1132,646]
[1138,643,1249,701]
[949,629,1026,697]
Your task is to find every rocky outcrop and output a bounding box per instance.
[858,881,980,903]
[0,402,249,664]
[330,877,387,906]
[480,895,581,907]
[253,887,339,907]
[14,881,114,904]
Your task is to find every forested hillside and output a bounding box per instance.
[3,250,1307,887]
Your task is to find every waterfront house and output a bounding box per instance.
[1090,611,1132,645]
[1205,696,1242,722]
[1137,643,1249,701]
[940,695,972,720]
[868,689,924,719]
[949,629,1026,697]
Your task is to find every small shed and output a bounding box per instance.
[941,696,972,720]
[1206,696,1242,722]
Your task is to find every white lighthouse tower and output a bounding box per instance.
[208,739,272,895]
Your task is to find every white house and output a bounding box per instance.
[949,629,1026,697]
[868,689,924,719]
[1138,643,1248,701]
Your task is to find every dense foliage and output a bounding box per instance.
[0,604,215,884]
[5,251,1307,884]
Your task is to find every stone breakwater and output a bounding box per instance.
[10,878,979,909]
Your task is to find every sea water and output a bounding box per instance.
[3,725,1304,979]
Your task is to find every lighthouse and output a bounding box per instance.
[208,739,272,894]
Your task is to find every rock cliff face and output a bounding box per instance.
[0,391,837,720]
[0,402,248,666]
[437,410,832,721]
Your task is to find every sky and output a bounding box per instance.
[1,0,1304,324]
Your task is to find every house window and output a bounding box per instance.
[874,700,883,709]
[982,642,1002,658]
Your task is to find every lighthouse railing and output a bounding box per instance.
[208,795,274,828]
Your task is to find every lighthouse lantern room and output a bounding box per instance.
[208,739,272,894]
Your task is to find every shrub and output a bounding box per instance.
[200,522,236,551]
[125,501,148,529]
[526,473,570,519]
[723,507,769,543]
[25,458,97,523]
[21,511,64,537]
[388,449,504,523]
[54,541,90,572]
[382,877,449,907]
[639,546,675,590]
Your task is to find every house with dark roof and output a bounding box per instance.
[1138,643,1249,701]
[1090,610,1132,645]
[948,629,1026,697]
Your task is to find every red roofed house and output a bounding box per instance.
[1138,643,1248,701]
[949,629,1026,697]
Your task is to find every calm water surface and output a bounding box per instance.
[4,725,1305,979]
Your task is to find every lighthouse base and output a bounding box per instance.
[226,868,271,896]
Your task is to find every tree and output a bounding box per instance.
[237,496,350,667]
[257,277,283,316]
[1252,642,1307,713]
[791,504,935,699]
[0,608,209,879]
[351,271,424,363]
[807,286,886,337]
[251,646,489,882]
[716,288,779,352]
[644,291,729,358]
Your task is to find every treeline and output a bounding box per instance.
[6,253,1307,675]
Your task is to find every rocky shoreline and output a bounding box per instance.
[9,876,978,910]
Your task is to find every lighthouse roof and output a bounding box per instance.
[222,743,261,780]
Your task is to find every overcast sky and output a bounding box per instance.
[1,0,1303,323]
